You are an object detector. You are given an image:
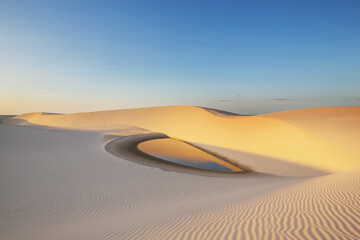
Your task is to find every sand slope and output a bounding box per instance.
[1,123,360,239]
[0,124,301,240]
[9,106,360,174]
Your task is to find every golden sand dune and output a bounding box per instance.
[2,107,360,239]
[265,107,360,165]
[10,106,360,174]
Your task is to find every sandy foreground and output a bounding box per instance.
[1,106,360,239]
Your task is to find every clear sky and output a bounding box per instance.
[1,0,359,115]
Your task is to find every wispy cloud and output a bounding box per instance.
[273,98,303,101]
[273,98,293,101]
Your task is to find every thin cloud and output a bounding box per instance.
[273,98,304,101]
[273,98,292,101]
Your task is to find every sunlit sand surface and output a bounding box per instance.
[138,138,245,172]
[9,106,360,174]
[1,106,360,239]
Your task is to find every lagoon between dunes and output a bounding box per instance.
[1,106,360,239]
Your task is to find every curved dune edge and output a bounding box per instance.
[105,133,250,177]
[107,132,323,177]
[108,133,324,177]
[137,138,249,172]
[8,106,360,173]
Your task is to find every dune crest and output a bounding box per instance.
[10,106,360,174]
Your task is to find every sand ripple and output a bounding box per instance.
[116,171,360,239]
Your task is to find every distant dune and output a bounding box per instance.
[9,106,360,175]
[0,115,16,123]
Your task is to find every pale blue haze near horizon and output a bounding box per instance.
[1,0,359,114]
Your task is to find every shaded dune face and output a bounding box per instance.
[137,138,245,172]
[10,106,360,174]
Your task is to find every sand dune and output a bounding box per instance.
[1,120,360,239]
[9,106,360,175]
[0,123,302,239]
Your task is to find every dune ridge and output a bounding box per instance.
[10,106,360,173]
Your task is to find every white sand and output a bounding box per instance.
[1,106,360,239]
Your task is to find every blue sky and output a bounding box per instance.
[1,0,359,114]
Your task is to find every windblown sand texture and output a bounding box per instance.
[1,106,360,239]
